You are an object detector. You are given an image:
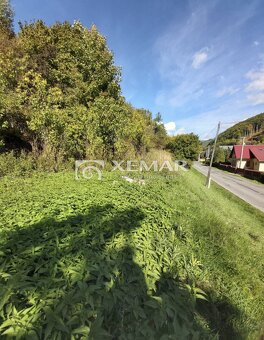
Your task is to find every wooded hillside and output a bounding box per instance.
[217,112,264,144]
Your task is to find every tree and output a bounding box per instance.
[0,0,14,35]
[167,133,202,160]
[0,19,168,167]
[153,124,167,150]
[0,24,27,151]
[213,147,226,163]
[154,112,162,123]
[86,96,131,159]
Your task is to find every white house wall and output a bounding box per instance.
[259,162,264,172]
[236,160,247,169]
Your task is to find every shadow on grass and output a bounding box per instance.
[0,204,242,339]
[197,295,244,340]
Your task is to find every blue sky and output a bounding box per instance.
[12,0,264,138]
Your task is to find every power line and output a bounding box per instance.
[202,125,219,140]
[201,119,243,142]
[202,120,241,140]
[220,121,240,125]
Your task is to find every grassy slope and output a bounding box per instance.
[169,170,264,338]
[0,170,263,339]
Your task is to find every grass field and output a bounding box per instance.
[0,169,263,339]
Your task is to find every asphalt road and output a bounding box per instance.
[193,161,264,213]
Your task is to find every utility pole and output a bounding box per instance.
[206,122,221,188]
[239,137,245,169]
[206,145,211,159]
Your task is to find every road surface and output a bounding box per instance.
[193,161,264,213]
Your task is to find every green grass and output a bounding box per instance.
[0,170,263,339]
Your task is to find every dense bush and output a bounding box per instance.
[166,133,202,161]
[0,5,167,165]
[0,149,74,177]
[0,152,34,177]
[0,171,263,338]
[0,172,210,338]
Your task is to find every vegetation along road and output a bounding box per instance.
[0,170,264,338]
[1,2,264,338]
[194,161,264,212]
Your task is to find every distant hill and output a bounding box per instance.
[201,139,212,148]
[217,113,264,145]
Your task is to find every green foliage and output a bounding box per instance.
[128,108,156,154]
[167,133,202,161]
[213,147,230,163]
[0,171,263,338]
[0,19,167,165]
[0,149,73,176]
[0,151,34,176]
[0,171,211,339]
[86,97,132,159]
[153,123,168,150]
[0,0,13,35]
[217,112,264,144]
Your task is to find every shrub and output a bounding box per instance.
[0,151,34,177]
[0,150,73,177]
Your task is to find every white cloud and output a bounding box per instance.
[248,92,264,105]
[164,121,176,132]
[153,0,262,134]
[246,69,264,91]
[154,0,258,109]
[216,86,240,97]
[192,48,209,69]
[253,41,259,46]
[245,66,264,105]
[175,128,186,135]
[164,123,186,136]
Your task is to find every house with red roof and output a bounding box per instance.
[230,145,264,171]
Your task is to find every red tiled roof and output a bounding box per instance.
[250,147,264,161]
[232,145,264,161]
